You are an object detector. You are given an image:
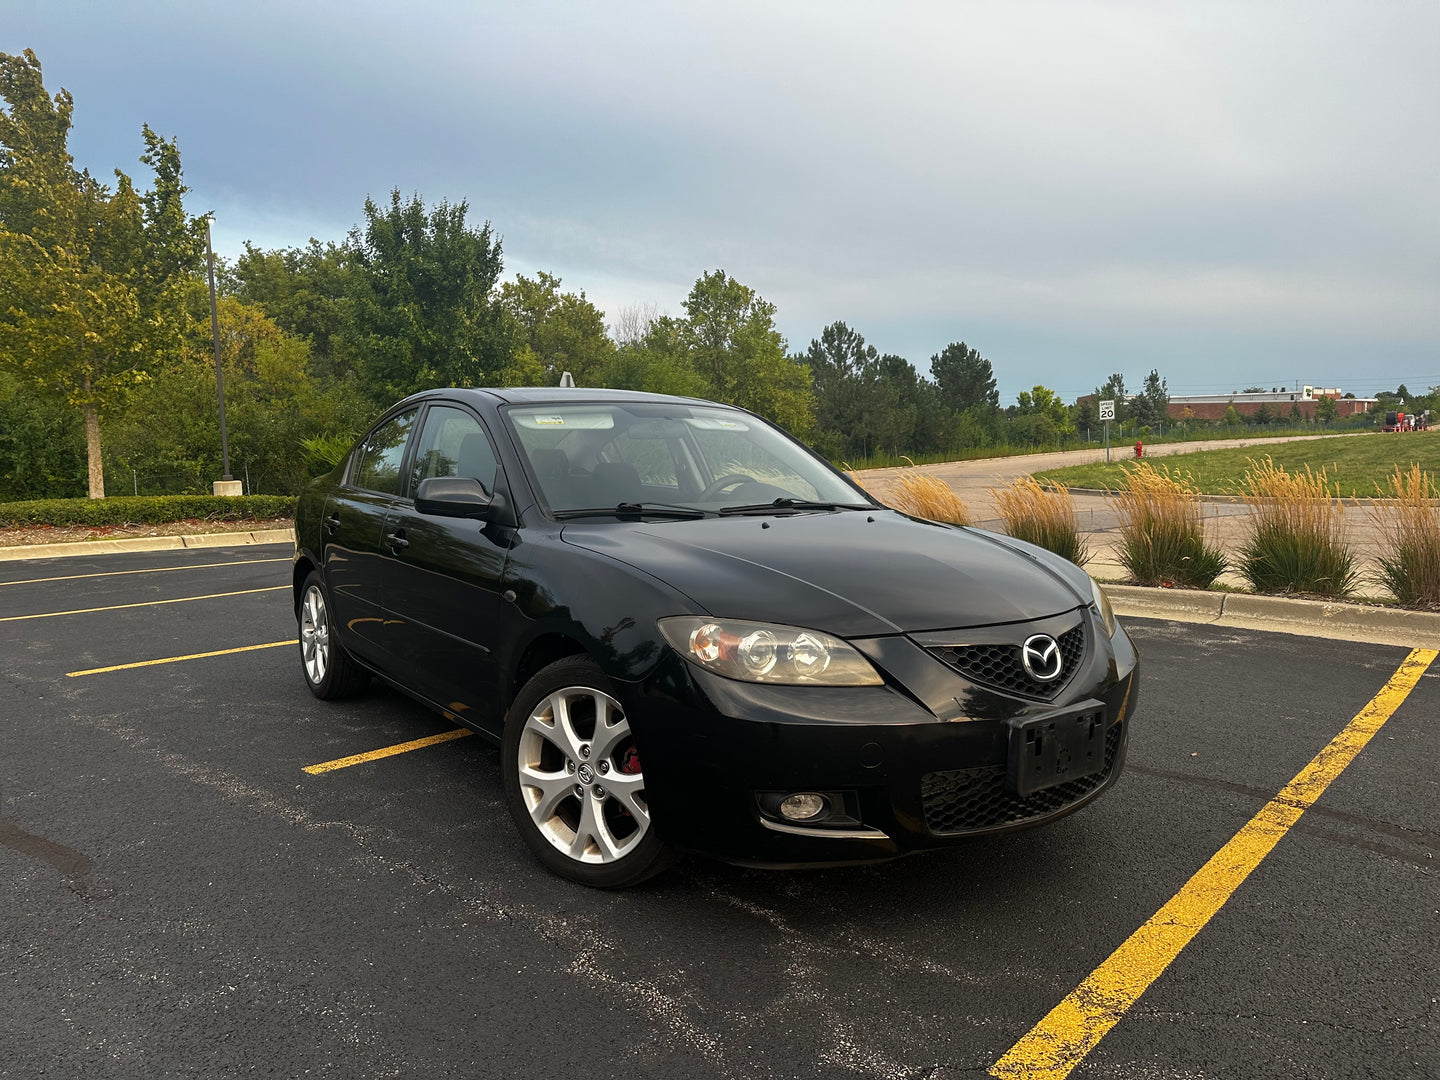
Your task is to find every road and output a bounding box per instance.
[2,544,1435,1079]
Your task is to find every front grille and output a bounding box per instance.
[928,623,1086,700]
[920,723,1121,836]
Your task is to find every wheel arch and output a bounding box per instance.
[292,555,318,612]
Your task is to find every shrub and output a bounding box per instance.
[861,470,971,525]
[1236,458,1355,597]
[990,476,1090,566]
[1109,463,1225,587]
[1370,465,1440,608]
[0,494,297,528]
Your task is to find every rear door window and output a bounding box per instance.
[352,411,417,495]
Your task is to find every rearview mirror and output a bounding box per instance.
[415,476,499,519]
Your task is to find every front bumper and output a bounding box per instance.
[623,608,1139,866]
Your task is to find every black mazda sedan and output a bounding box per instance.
[293,387,1138,886]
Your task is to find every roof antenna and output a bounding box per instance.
[559,371,576,387]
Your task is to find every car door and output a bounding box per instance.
[380,403,509,726]
[323,408,418,665]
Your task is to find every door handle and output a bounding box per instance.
[385,530,410,553]
[323,514,340,534]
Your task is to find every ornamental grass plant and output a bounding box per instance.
[1109,463,1225,587]
[1236,458,1356,598]
[990,476,1090,566]
[862,470,972,525]
[1370,465,1440,608]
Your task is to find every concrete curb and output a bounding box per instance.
[0,527,295,562]
[1108,584,1440,648]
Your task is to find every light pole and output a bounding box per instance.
[204,215,235,490]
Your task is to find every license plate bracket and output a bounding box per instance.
[1006,701,1107,797]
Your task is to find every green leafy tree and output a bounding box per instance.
[599,315,708,399]
[674,270,813,432]
[231,239,354,381]
[109,281,371,494]
[1315,394,1338,422]
[1223,404,1242,426]
[0,50,202,497]
[1014,385,1074,435]
[804,322,894,459]
[342,190,508,405]
[931,342,998,414]
[499,271,614,387]
[1128,369,1170,428]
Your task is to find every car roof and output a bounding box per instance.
[408,387,723,408]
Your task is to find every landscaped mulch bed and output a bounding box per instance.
[0,517,293,547]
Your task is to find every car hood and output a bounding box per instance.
[561,510,1086,638]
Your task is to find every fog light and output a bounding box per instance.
[779,793,827,821]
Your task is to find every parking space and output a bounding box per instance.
[1,545,1435,1079]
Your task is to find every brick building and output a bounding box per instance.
[1164,386,1376,421]
[1078,386,1377,421]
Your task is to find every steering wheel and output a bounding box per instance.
[698,473,756,500]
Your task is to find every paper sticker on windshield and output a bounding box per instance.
[686,417,750,431]
[535,416,565,425]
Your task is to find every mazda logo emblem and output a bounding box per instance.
[1020,634,1063,682]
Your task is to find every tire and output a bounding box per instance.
[502,655,673,887]
[297,571,371,700]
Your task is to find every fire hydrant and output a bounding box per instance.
[1134,439,1144,459]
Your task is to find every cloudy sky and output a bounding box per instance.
[9,1,1438,404]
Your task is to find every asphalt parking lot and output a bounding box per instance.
[2,544,1436,1079]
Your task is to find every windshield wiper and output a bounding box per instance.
[718,498,872,516]
[555,502,707,520]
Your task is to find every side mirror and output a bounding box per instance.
[415,476,500,519]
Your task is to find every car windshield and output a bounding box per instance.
[503,401,871,516]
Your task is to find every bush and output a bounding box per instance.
[1236,458,1355,597]
[0,494,297,528]
[1110,464,1225,587]
[1370,465,1440,608]
[991,476,1090,566]
[861,470,971,525]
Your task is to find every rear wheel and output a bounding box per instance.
[297,572,370,700]
[502,655,672,887]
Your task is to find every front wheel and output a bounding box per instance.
[502,655,672,887]
[297,572,370,700]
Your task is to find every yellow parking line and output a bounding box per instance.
[303,728,474,775]
[66,639,296,678]
[0,585,287,622]
[989,646,1437,1080]
[0,557,288,588]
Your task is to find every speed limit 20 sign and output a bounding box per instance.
[1098,399,1116,421]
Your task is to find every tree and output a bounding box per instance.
[1242,386,1266,394]
[1252,403,1273,425]
[1223,404,1242,426]
[1014,385,1074,435]
[1315,394,1338,422]
[0,50,202,497]
[231,239,354,382]
[674,270,813,432]
[1128,369,1170,428]
[343,189,508,404]
[499,271,614,387]
[804,321,893,459]
[931,342,998,414]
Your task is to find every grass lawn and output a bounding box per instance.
[1031,433,1440,497]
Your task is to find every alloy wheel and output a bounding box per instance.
[300,585,330,686]
[517,685,649,864]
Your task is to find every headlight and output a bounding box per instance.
[658,617,883,686]
[1090,576,1117,637]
